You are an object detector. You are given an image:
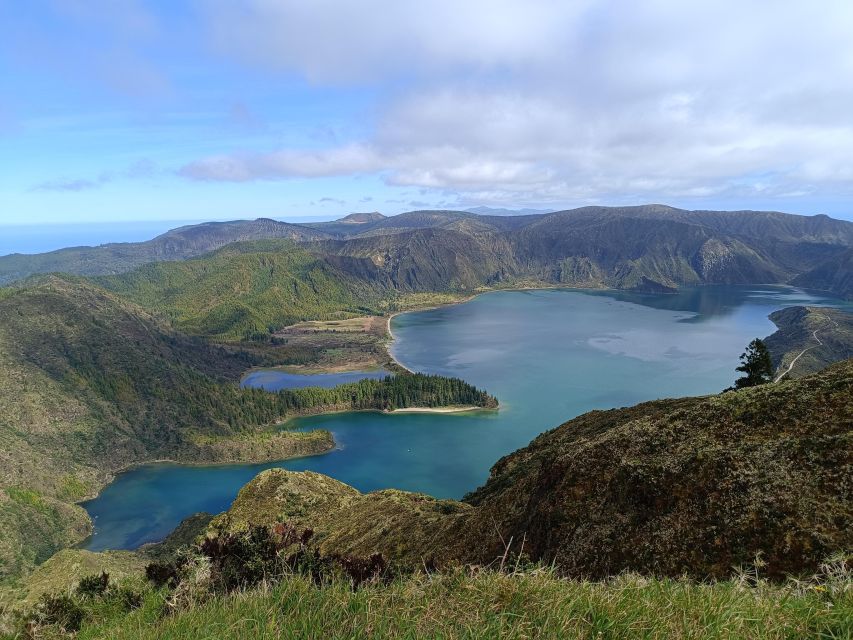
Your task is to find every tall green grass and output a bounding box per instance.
[15,562,849,640]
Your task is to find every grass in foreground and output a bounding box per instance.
[7,562,850,640]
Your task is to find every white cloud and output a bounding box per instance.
[198,0,591,83]
[182,0,853,207]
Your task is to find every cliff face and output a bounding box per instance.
[4,206,853,299]
[793,248,853,300]
[219,359,853,579]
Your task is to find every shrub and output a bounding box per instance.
[76,571,110,598]
[145,561,180,589]
[30,593,86,633]
[106,584,144,611]
[144,523,390,598]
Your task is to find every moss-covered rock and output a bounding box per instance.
[212,469,360,532]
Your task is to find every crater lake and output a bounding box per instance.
[81,285,849,550]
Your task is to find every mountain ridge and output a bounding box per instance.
[3,206,851,301]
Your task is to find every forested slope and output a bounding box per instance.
[0,276,493,579]
[96,240,385,340]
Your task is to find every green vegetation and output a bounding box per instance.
[1,360,850,637]
[765,306,853,378]
[0,218,329,286]
[2,208,852,635]
[97,241,383,340]
[206,360,852,581]
[262,374,496,416]
[5,549,147,610]
[5,545,851,639]
[6,206,852,301]
[733,338,773,388]
[0,276,493,580]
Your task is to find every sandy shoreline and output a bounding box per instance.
[388,405,481,414]
[385,312,415,373]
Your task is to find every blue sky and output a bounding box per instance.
[1,0,852,226]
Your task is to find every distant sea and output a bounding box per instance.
[0,221,195,256]
[0,217,331,257]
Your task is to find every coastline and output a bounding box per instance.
[387,405,481,414]
[75,286,576,548]
[385,312,414,373]
[92,282,797,503]
[240,285,602,383]
[76,430,337,505]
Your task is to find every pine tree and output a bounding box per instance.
[734,338,774,389]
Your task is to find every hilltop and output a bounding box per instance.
[95,240,386,340]
[3,206,852,300]
[0,219,330,286]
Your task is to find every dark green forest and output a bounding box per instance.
[258,373,498,419]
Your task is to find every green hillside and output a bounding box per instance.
[202,359,852,580]
[793,247,853,300]
[765,306,853,378]
[0,276,327,579]
[5,361,851,639]
[0,276,492,580]
[0,219,330,286]
[4,207,852,301]
[97,240,384,340]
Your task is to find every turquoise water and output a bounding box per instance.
[82,286,847,551]
[241,368,391,391]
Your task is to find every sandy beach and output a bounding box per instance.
[387,405,481,414]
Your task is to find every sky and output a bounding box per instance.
[1,0,852,226]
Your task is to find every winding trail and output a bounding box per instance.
[773,314,839,383]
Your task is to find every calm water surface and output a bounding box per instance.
[83,286,848,550]
[240,368,391,391]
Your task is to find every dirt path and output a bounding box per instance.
[773,314,839,382]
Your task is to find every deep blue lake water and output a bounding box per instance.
[82,285,849,550]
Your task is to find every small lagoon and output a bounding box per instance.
[82,286,850,550]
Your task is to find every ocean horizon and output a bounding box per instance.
[0,217,335,257]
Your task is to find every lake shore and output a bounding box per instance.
[388,405,481,414]
[74,285,839,554]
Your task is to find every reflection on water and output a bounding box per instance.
[583,284,830,321]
